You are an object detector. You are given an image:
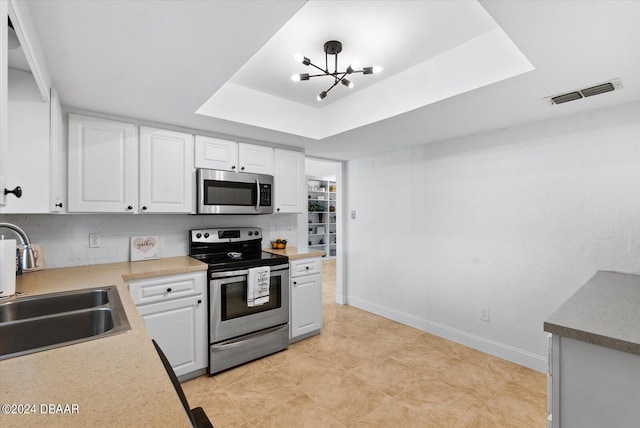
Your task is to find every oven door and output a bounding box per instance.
[210,264,289,343]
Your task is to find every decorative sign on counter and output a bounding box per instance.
[130,236,160,261]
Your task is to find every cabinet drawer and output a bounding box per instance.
[128,271,205,305]
[290,257,322,278]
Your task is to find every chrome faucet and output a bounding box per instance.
[0,223,38,271]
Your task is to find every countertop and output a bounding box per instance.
[0,256,208,428]
[544,270,640,356]
[262,246,326,260]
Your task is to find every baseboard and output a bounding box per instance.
[346,296,547,373]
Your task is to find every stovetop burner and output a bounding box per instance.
[189,227,288,272]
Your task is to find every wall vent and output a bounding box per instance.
[544,78,622,105]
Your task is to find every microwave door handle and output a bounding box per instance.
[255,179,260,212]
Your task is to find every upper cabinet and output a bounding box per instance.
[139,126,194,213]
[194,136,238,171]
[238,142,274,175]
[68,115,195,214]
[1,1,58,213]
[194,137,274,176]
[68,114,138,213]
[274,148,305,213]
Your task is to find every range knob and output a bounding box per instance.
[204,233,210,238]
[196,233,202,239]
[254,230,260,236]
[248,231,253,236]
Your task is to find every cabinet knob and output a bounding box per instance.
[277,208,280,212]
[241,166,245,171]
[127,205,133,210]
[306,266,310,270]
[4,186,22,198]
[231,165,236,170]
[197,299,202,304]
[55,202,63,208]
[166,288,172,293]
[293,281,297,285]
[141,206,147,211]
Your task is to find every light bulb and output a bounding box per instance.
[350,60,361,71]
[291,74,301,82]
[293,53,304,63]
[372,66,383,74]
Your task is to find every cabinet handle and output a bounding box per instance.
[127,205,133,210]
[141,206,147,211]
[293,281,297,286]
[55,202,63,208]
[305,266,310,270]
[241,166,245,171]
[197,299,202,304]
[231,165,236,170]
[166,288,172,293]
[277,208,280,212]
[4,186,22,198]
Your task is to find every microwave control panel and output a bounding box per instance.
[260,184,272,207]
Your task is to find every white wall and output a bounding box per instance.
[345,101,640,372]
[0,213,299,268]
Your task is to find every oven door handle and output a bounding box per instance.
[255,178,260,212]
[210,264,289,279]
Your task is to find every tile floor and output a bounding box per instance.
[182,260,547,427]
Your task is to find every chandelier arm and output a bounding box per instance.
[323,72,348,95]
[308,61,327,74]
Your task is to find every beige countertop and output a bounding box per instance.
[544,270,640,356]
[0,256,207,428]
[262,246,326,260]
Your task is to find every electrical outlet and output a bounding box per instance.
[89,233,101,248]
[480,306,490,322]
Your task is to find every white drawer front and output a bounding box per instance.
[290,257,322,278]
[128,271,205,305]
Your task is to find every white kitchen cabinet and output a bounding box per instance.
[139,126,194,213]
[194,135,238,171]
[0,68,50,213]
[68,114,138,213]
[0,0,7,207]
[238,142,274,175]
[289,257,323,342]
[49,87,64,212]
[128,271,207,379]
[194,137,274,175]
[274,148,305,213]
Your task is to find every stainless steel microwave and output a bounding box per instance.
[196,169,273,214]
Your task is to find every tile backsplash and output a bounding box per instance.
[0,213,300,268]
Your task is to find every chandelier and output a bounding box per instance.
[291,40,382,101]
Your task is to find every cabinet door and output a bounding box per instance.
[49,88,64,212]
[238,142,274,175]
[0,0,7,207]
[274,148,305,213]
[139,127,194,213]
[0,68,50,213]
[136,295,207,377]
[290,273,323,339]
[194,135,238,171]
[68,114,138,212]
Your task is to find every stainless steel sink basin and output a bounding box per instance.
[0,289,109,322]
[0,286,131,360]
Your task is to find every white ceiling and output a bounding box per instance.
[24,0,640,161]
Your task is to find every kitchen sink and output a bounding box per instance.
[0,286,131,360]
[0,288,109,322]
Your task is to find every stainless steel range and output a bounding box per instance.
[189,227,289,374]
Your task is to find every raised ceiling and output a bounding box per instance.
[25,0,640,160]
[197,1,534,139]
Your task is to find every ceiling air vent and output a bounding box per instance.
[544,78,623,105]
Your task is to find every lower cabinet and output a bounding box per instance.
[128,271,207,379]
[289,257,323,342]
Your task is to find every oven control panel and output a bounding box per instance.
[190,227,261,243]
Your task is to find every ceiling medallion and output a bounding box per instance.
[291,40,383,101]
